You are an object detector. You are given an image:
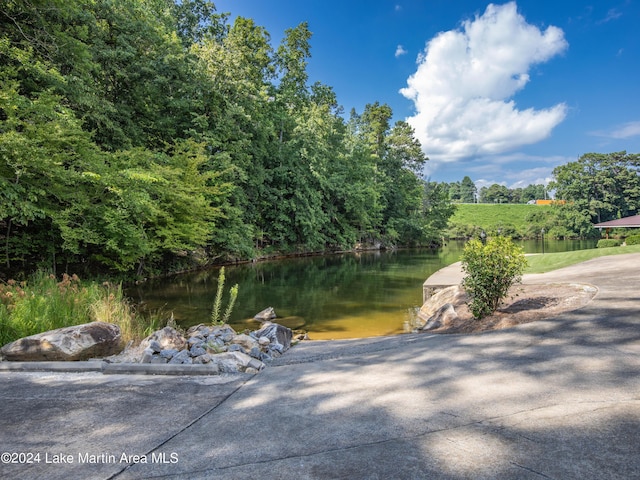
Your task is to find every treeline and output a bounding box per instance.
[0,0,453,278]
[444,176,547,204]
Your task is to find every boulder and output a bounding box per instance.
[0,322,122,361]
[231,333,259,351]
[140,348,155,364]
[254,322,292,354]
[140,327,186,352]
[420,303,459,331]
[168,349,191,364]
[186,324,211,338]
[210,351,265,373]
[211,325,236,343]
[159,349,178,360]
[418,285,467,324]
[254,307,277,322]
[190,345,207,357]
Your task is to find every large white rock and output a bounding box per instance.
[0,322,122,361]
[254,322,292,353]
[420,303,459,331]
[418,285,467,323]
[140,326,186,352]
[253,307,277,322]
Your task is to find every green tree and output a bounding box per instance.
[480,183,510,203]
[546,204,598,239]
[422,181,457,242]
[448,182,462,202]
[461,237,527,319]
[381,120,428,244]
[550,152,640,223]
[193,15,275,257]
[459,176,476,203]
[171,0,226,46]
[521,184,547,203]
[0,71,105,271]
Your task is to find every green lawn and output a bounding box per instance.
[449,203,550,233]
[525,244,640,274]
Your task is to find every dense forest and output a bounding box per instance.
[0,0,454,278]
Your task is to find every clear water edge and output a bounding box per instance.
[129,239,597,340]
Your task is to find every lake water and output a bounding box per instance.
[129,239,597,340]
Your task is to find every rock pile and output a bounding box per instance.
[135,321,293,374]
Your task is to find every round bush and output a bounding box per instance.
[596,239,622,248]
[461,237,527,319]
[625,234,640,246]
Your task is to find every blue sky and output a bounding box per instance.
[214,1,640,189]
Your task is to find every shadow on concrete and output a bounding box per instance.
[115,300,640,479]
[0,373,248,480]
[2,253,639,479]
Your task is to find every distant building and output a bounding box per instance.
[533,199,566,205]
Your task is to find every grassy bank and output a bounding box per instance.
[526,244,640,274]
[0,272,160,346]
[448,203,551,239]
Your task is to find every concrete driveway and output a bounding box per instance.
[1,253,639,479]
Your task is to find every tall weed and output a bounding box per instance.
[0,272,155,346]
[210,267,239,325]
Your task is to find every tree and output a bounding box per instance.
[480,183,510,203]
[550,152,640,223]
[381,120,428,244]
[193,15,275,257]
[461,237,527,319]
[459,176,477,203]
[448,182,462,203]
[522,184,547,203]
[359,102,393,161]
[546,204,598,239]
[422,182,457,242]
[171,0,226,46]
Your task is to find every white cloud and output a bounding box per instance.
[400,2,568,163]
[591,121,640,139]
[598,8,622,24]
[395,45,408,58]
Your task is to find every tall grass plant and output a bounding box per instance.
[210,267,239,325]
[0,272,157,346]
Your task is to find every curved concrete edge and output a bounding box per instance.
[423,261,463,301]
[0,361,244,376]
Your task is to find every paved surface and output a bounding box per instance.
[1,254,639,479]
[423,254,547,292]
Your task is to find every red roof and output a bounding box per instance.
[594,214,640,228]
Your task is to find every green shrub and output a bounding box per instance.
[625,234,640,246]
[461,237,527,319]
[597,239,622,248]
